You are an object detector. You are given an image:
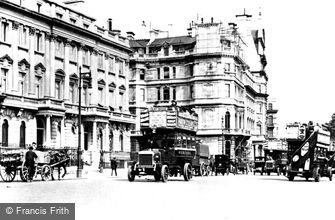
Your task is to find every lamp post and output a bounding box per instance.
[77,66,91,178]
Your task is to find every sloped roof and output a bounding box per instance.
[129,39,150,48]
[149,36,196,47]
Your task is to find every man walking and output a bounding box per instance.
[25,146,37,182]
[110,157,117,176]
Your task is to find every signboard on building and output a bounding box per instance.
[149,111,167,127]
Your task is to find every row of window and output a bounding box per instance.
[1,66,126,108]
[0,21,125,74]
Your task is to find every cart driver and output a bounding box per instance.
[25,146,38,182]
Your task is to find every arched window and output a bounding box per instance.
[225,111,230,129]
[119,132,123,151]
[19,121,26,148]
[2,119,9,147]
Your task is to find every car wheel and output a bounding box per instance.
[161,165,168,182]
[183,163,192,181]
[127,166,135,182]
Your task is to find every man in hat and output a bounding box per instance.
[25,146,38,182]
[110,157,117,176]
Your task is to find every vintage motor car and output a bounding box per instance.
[253,156,265,175]
[214,154,230,175]
[286,122,332,182]
[192,144,210,176]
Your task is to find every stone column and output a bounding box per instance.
[114,58,120,109]
[64,39,71,101]
[90,48,98,105]
[231,136,235,160]
[28,27,36,95]
[46,115,51,147]
[92,121,97,150]
[44,33,51,97]
[105,123,109,151]
[104,53,109,107]
[11,21,19,92]
[49,35,56,98]
[123,60,129,112]
[61,117,65,148]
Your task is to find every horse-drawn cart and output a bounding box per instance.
[0,148,69,182]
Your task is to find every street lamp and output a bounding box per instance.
[77,66,91,178]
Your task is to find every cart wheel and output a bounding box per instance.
[41,165,52,181]
[161,165,169,182]
[20,161,29,182]
[0,164,17,182]
[127,166,135,182]
[183,163,192,181]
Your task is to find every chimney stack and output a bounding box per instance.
[126,31,135,40]
[107,18,112,31]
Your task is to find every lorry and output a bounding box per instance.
[128,105,198,182]
[192,144,210,176]
[286,122,332,182]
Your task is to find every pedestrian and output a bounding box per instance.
[209,155,215,175]
[31,142,37,150]
[25,146,38,182]
[111,157,117,176]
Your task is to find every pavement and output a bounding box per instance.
[60,166,128,180]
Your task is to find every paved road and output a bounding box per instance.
[1,170,335,220]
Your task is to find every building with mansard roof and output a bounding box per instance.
[0,0,135,168]
[129,15,268,160]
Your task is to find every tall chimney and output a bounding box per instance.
[107,18,112,31]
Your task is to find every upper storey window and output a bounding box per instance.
[1,22,8,42]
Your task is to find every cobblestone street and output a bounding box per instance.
[1,169,334,220]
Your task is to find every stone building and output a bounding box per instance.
[0,0,135,168]
[129,15,268,159]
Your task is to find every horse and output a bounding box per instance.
[49,151,69,180]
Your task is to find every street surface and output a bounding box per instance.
[1,169,335,220]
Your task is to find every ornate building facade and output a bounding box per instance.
[129,15,268,159]
[0,0,135,168]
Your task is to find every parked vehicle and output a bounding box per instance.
[286,122,332,182]
[192,144,210,176]
[253,156,265,175]
[214,154,230,175]
[0,147,69,182]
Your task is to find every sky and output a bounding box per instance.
[66,0,335,131]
